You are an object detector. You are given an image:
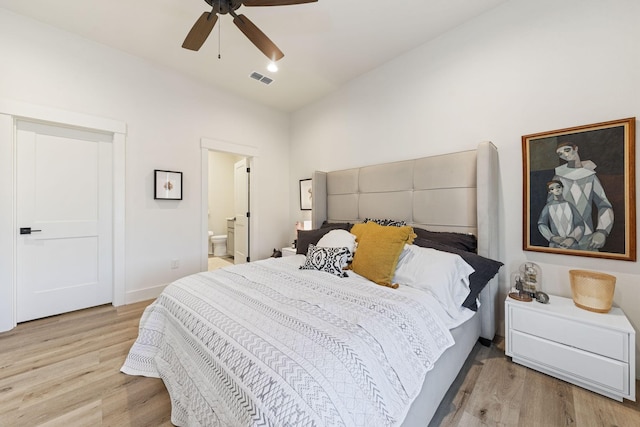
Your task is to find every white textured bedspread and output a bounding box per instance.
[121,257,454,427]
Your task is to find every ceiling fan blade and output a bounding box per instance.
[233,14,284,61]
[243,0,317,7]
[182,12,218,51]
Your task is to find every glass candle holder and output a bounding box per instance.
[519,262,542,297]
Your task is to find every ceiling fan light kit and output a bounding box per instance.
[183,0,318,60]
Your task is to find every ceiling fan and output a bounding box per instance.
[183,0,318,61]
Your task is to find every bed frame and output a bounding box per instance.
[310,141,500,424]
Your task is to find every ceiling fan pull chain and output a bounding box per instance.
[218,15,222,59]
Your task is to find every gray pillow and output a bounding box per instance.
[321,221,352,230]
[413,228,478,253]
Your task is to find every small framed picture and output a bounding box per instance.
[154,170,183,200]
[299,178,312,210]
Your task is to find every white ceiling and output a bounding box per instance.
[0,0,508,112]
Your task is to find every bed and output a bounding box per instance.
[122,141,501,426]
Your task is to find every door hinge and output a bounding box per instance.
[246,212,250,218]
[246,167,250,173]
[246,256,250,262]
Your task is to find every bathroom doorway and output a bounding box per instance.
[200,138,257,273]
[207,150,244,271]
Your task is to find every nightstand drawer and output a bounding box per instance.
[509,305,628,362]
[511,331,629,395]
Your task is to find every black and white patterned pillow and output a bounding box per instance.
[299,244,350,278]
[363,218,407,227]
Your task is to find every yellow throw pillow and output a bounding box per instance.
[350,221,416,289]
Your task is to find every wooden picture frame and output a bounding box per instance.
[522,117,636,261]
[154,170,183,200]
[299,178,312,210]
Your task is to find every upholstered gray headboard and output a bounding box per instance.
[311,141,500,340]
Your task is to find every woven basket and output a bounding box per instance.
[569,269,616,313]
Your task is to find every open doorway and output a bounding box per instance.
[207,151,242,271]
[200,137,257,273]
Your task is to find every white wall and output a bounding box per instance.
[0,8,291,318]
[208,151,241,237]
[291,0,640,373]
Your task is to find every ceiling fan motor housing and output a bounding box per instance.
[204,0,243,15]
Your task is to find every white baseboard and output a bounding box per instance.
[123,283,168,305]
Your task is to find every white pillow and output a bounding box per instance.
[316,229,357,254]
[393,244,475,320]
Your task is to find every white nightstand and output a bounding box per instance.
[505,294,635,402]
[281,247,297,257]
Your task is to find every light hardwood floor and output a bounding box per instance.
[1,301,638,427]
[207,255,234,271]
[0,301,172,427]
[430,338,640,427]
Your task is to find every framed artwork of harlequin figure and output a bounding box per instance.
[522,117,636,261]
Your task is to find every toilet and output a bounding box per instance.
[208,231,214,254]
[211,234,228,257]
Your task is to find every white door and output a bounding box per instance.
[16,120,113,322]
[233,158,249,264]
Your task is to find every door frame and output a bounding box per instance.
[0,99,126,332]
[200,138,259,271]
